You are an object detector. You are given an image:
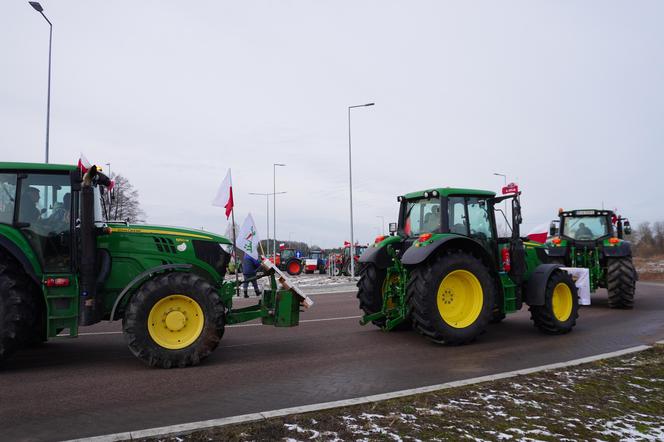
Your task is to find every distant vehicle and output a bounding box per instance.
[269,246,304,276]
[326,242,368,276]
[304,249,327,274]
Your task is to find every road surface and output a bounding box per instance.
[1,282,663,441]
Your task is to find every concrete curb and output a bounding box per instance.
[63,344,653,442]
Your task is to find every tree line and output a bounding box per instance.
[632,222,664,257]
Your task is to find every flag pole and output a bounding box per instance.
[230,208,240,297]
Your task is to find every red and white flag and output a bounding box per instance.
[212,169,234,219]
[526,223,549,243]
[77,153,92,173]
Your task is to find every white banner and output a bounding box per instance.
[238,213,261,260]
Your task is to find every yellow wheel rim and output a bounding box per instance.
[436,270,484,328]
[552,282,573,322]
[148,294,204,350]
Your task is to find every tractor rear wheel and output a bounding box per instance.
[357,264,387,327]
[286,259,303,276]
[606,258,636,309]
[0,256,36,362]
[407,251,494,345]
[529,270,579,334]
[123,272,225,368]
[357,264,411,330]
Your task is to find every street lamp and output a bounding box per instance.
[376,215,385,234]
[273,163,286,259]
[29,1,53,163]
[249,191,286,257]
[348,102,374,278]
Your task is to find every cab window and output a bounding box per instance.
[17,173,72,272]
[448,197,467,235]
[404,197,441,236]
[467,198,494,241]
[0,173,17,225]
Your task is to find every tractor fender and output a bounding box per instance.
[0,236,40,285]
[359,244,393,269]
[603,241,632,257]
[524,264,563,306]
[401,235,493,267]
[544,246,567,258]
[109,263,192,321]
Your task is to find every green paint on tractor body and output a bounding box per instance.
[0,162,303,367]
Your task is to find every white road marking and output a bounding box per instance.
[68,315,362,337]
[63,344,654,442]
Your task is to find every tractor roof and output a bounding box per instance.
[403,187,496,199]
[0,162,77,172]
[560,209,615,217]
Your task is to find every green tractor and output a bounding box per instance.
[545,209,636,308]
[357,186,580,344]
[0,162,310,367]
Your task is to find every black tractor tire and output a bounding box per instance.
[285,259,303,276]
[357,264,411,330]
[490,306,506,324]
[0,256,37,362]
[407,251,495,345]
[357,264,387,327]
[331,265,341,277]
[123,272,225,368]
[529,270,579,335]
[606,258,636,309]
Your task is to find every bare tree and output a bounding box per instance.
[105,174,145,223]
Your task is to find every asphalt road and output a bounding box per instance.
[2,282,663,442]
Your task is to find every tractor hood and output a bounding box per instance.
[107,223,232,245]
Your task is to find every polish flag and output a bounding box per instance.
[212,169,234,219]
[527,223,550,243]
[77,153,92,173]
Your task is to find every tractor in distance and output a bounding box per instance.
[327,242,368,276]
[272,245,304,276]
[304,248,327,274]
[357,184,580,345]
[0,162,312,367]
[545,208,636,308]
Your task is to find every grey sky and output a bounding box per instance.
[2,1,662,248]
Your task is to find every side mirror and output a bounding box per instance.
[549,222,557,236]
[389,222,398,234]
[624,222,632,235]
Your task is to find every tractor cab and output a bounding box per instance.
[556,209,631,244]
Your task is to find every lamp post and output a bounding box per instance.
[348,102,374,278]
[273,163,286,259]
[376,215,385,234]
[29,1,52,163]
[249,191,286,257]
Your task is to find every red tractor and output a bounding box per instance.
[326,242,367,276]
[270,245,303,276]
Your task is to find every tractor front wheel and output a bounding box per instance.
[407,251,494,345]
[123,272,225,368]
[529,270,579,334]
[286,259,303,276]
[606,258,636,309]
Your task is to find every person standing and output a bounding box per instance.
[242,253,262,298]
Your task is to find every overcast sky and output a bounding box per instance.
[2,1,662,248]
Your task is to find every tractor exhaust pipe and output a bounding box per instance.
[79,173,99,326]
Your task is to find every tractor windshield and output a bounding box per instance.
[562,216,609,240]
[403,197,441,236]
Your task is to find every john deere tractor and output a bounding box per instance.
[358,186,580,345]
[0,162,309,367]
[545,209,636,308]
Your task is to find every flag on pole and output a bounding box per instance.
[238,213,261,260]
[78,153,92,173]
[212,169,234,219]
[526,223,550,243]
